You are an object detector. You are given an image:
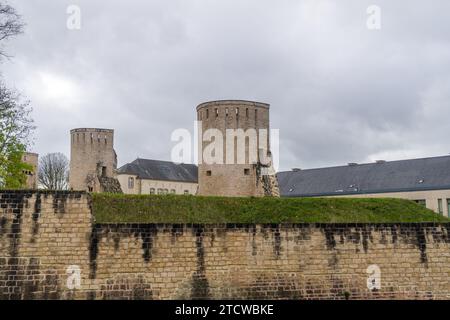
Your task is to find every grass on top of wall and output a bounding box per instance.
[91,193,449,224]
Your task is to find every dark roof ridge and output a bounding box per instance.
[281,154,450,173]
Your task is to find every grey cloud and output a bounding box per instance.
[2,0,450,171]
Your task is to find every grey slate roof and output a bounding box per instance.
[118,158,198,183]
[277,155,450,197]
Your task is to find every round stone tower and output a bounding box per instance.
[69,128,119,192]
[197,100,278,197]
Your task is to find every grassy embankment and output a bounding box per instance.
[92,193,449,224]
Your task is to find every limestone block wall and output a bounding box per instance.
[0,190,449,300]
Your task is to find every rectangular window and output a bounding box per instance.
[128,177,134,189]
[215,108,219,117]
[157,188,163,195]
[206,109,209,119]
[438,199,443,214]
[149,188,155,195]
[244,168,250,175]
[447,199,450,218]
[206,170,212,176]
[184,190,189,195]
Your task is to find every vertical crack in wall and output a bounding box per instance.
[272,225,282,258]
[191,226,210,299]
[52,192,68,214]
[140,225,157,263]
[252,225,258,256]
[89,225,100,279]
[31,193,41,242]
[415,225,428,266]
[323,225,338,268]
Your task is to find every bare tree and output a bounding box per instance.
[0,1,24,58]
[38,153,69,190]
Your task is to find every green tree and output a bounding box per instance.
[0,84,34,188]
[0,142,31,188]
[0,2,34,189]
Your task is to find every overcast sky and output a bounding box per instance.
[2,0,450,171]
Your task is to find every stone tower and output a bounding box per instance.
[22,152,38,189]
[197,100,279,197]
[69,128,122,193]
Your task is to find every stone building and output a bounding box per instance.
[277,155,450,217]
[21,152,38,189]
[117,158,198,195]
[196,100,279,197]
[69,128,122,193]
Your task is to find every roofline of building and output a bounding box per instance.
[70,128,114,133]
[196,100,270,111]
[278,154,450,174]
[283,185,450,197]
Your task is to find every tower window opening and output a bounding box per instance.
[225,108,229,117]
[215,108,219,117]
[97,135,101,143]
[104,135,107,144]
[255,109,258,122]
[246,108,249,118]
[83,133,86,142]
[101,166,107,177]
[206,170,212,176]
[244,168,250,175]
[206,109,209,119]
[90,133,93,144]
[88,186,93,192]
[236,108,239,116]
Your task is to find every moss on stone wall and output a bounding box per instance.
[91,193,449,223]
